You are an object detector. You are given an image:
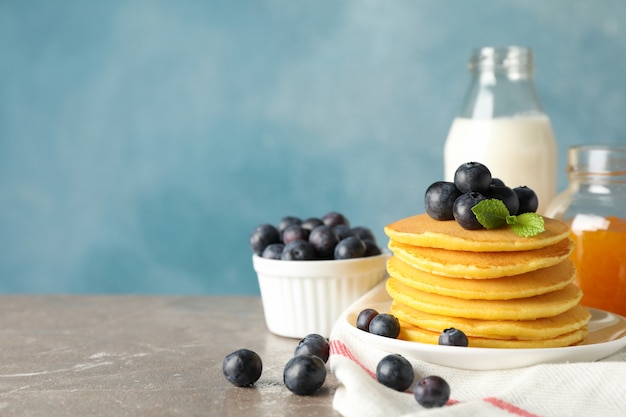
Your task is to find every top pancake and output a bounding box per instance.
[385,213,570,252]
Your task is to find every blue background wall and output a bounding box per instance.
[2,1,625,294]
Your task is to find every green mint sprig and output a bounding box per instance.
[471,199,545,237]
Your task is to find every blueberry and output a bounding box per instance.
[334,236,366,260]
[261,243,284,259]
[485,185,520,215]
[249,224,280,256]
[453,192,486,230]
[277,216,302,236]
[283,354,327,395]
[282,224,310,244]
[356,308,379,331]
[438,328,469,347]
[301,217,324,231]
[413,375,450,408]
[333,224,355,241]
[490,177,506,187]
[376,354,414,392]
[294,334,330,363]
[281,240,317,260]
[363,239,382,257]
[351,226,376,242]
[454,162,492,194]
[425,181,463,221]
[322,211,350,228]
[368,313,401,339]
[308,225,339,259]
[222,349,263,387]
[514,186,539,214]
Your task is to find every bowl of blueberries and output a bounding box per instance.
[250,211,389,339]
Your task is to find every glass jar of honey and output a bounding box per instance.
[545,144,626,317]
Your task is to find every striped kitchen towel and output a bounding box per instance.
[329,325,626,417]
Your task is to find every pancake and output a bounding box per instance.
[388,238,574,279]
[386,278,583,320]
[384,213,570,252]
[390,300,591,341]
[382,212,589,349]
[387,256,576,300]
[398,320,588,348]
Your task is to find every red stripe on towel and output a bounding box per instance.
[329,339,377,379]
[484,397,543,417]
[331,340,540,417]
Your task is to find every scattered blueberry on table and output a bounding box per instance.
[294,333,330,363]
[222,349,263,387]
[283,354,327,395]
[223,333,329,396]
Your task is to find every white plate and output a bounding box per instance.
[338,280,626,370]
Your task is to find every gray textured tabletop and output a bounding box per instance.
[0,296,340,416]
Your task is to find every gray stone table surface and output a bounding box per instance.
[0,296,340,417]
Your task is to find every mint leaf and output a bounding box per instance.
[471,199,509,229]
[471,199,546,237]
[509,212,545,237]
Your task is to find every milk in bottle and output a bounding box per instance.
[443,46,557,214]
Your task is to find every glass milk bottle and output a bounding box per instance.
[545,145,626,317]
[444,46,558,214]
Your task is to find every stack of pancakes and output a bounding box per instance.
[383,213,591,348]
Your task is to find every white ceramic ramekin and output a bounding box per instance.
[252,253,389,339]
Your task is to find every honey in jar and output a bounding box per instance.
[546,145,626,317]
[569,215,626,316]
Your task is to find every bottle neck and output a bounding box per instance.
[458,46,545,119]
